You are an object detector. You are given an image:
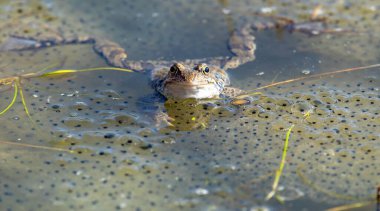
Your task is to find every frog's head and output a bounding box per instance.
[161,63,230,99]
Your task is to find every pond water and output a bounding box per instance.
[0,0,379,210]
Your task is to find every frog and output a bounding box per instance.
[0,21,261,129]
[132,24,256,128]
[147,62,245,129]
[0,18,341,95]
[0,18,341,129]
[1,22,259,95]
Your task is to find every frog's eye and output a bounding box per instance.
[201,66,210,74]
[170,65,179,73]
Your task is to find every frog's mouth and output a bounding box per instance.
[163,82,221,99]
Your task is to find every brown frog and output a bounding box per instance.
[0,18,341,100]
[1,23,258,99]
[0,19,340,129]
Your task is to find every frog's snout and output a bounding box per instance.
[185,73,197,82]
[179,70,197,82]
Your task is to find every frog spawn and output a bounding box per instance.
[1,56,378,210]
[162,75,379,208]
[0,42,379,211]
[0,0,379,211]
[233,76,379,203]
[0,45,172,210]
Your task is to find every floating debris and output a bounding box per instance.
[230,98,251,106]
[256,71,264,76]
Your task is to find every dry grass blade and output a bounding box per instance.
[252,63,380,91]
[33,62,61,75]
[0,140,74,153]
[296,164,376,201]
[326,201,374,211]
[78,67,133,73]
[266,124,295,200]
[0,82,18,115]
[235,92,262,99]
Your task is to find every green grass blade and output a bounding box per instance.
[39,67,132,78]
[16,79,31,118]
[77,67,133,73]
[39,69,77,77]
[0,82,18,115]
[266,124,295,200]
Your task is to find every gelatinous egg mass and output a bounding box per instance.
[0,0,379,210]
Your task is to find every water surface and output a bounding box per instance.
[0,0,379,210]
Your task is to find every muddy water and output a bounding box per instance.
[0,0,379,210]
